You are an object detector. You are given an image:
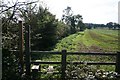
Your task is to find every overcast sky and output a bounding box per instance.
[38,0,119,24]
[4,0,120,24]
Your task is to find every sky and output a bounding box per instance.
[3,0,120,24]
[118,1,120,24]
[39,0,119,24]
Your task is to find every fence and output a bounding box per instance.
[13,21,120,79]
[31,50,120,79]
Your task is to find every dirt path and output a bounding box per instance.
[78,42,104,52]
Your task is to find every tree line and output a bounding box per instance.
[85,22,120,30]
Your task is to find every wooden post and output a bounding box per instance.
[25,25,31,76]
[18,21,24,74]
[61,50,67,79]
[116,52,120,74]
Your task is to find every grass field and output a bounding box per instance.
[32,29,119,71]
[54,29,118,52]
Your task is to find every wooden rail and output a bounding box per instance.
[31,61,116,65]
[30,50,118,79]
[31,50,117,55]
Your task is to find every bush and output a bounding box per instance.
[65,62,119,80]
[2,49,21,80]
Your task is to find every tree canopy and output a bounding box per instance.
[62,6,86,34]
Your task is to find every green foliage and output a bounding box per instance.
[2,49,21,80]
[2,17,21,80]
[54,32,84,51]
[31,9,58,50]
[2,18,19,50]
[66,63,118,79]
[62,7,86,34]
[56,21,70,39]
[29,7,71,50]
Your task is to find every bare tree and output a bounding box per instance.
[0,0,38,24]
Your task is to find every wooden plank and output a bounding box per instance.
[67,62,116,65]
[39,71,60,74]
[31,65,39,70]
[61,50,67,79]
[25,25,31,76]
[31,65,40,80]
[31,61,115,65]
[31,50,117,56]
[18,21,24,74]
[31,51,61,55]
[31,61,61,64]
[10,50,19,52]
[67,52,117,56]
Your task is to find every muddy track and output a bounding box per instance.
[78,42,89,52]
[78,42,104,52]
[88,31,105,42]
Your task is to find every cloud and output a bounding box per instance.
[13,0,119,24]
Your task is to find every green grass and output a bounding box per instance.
[87,29,118,52]
[32,29,119,71]
[54,32,84,52]
[54,29,118,52]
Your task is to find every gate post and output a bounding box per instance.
[116,52,120,74]
[25,25,31,76]
[61,50,67,79]
[18,21,24,75]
